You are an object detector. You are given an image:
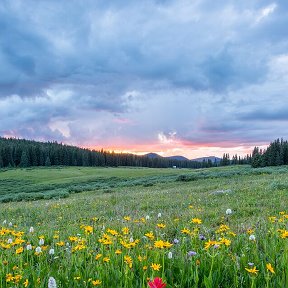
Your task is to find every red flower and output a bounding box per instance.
[148,277,167,288]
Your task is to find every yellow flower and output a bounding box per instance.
[143,265,148,271]
[156,223,166,229]
[56,241,65,246]
[24,279,29,287]
[122,227,129,235]
[191,218,202,224]
[115,249,122,255]
[83,225,93,234]
[124,216,131,221]
[266,263,275,274]
[181,228,191,235]
[103,257,110,263]
[247,229,254,235]
[107,228,118,236]
[15,247,24,254]
[145,232,154,240]
[124,255,133,268]
[150,263,161,271]
[92,279,102,286]
[245,266,259,275]
[95,254,102,260]
[220,238,231,246]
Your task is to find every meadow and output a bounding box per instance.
[0,165,288,287]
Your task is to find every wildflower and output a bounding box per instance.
[245,266,259,275]
[122,227,129,235]
[3,220,7,225]
[266,263,275,274]
[168,251,173,259]
[148,277,166,288]
[124,216,131,221]
[156,223,166,229]
[145,215,150,220]
[39,238,45,245]
[150,263,162,271]
[181,228,191,235]
[48,277,57,288]
[92,279,102,286]
[157,213,162,218]
[49,248,55,255]
[226,209,232,215]
[129,237,134,243]
[7,238,13,244]
[16,247,24,254]
[24,279,29,287]
[191,218,202,224]
[9,222,12,227]
[95,254,102,260]
[124,255,133,268]
[83,225,93,234]
[187,251,197,257]
[199,234,206,240]
[35,246,42,254]
[249,235,256,241]
[103,257,110,263]
[173,238,179,244]
[29,227,34,233]
[145,232,155,240]
[26,244,32,250]
[115,249,122,255]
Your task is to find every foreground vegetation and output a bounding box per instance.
[0,165,288,287]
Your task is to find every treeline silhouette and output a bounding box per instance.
[251,138,288,167]
[0,137,218,169]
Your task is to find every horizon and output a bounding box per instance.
[0,1,287,158]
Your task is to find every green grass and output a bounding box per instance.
[0,165,288,287]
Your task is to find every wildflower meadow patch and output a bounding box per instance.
[0,165,288,287]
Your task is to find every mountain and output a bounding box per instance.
[144,153,162,159]
[167,155,189,161]
[191,156,221,163]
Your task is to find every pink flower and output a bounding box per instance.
[148,277,167,288]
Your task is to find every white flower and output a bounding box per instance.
[35,246,42,253]
[8,222,12,227]
[2,220,7,225]
[49,248,55,255]
[249,234,256,241]
[48,277,57,288]
[129,237,134,243]
[26,244,32,250]
[157,213,162,218]
[39,238,45,245]
[7,238,13,244]
[145,215,150,220]
[226,209,232,215]
[29,227,34,233]
[168,251,173,259]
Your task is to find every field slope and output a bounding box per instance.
[0,165,288,287]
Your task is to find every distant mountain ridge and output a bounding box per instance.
[144,153,220,163]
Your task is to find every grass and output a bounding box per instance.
[0,165,288,287]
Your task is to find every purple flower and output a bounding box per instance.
[199,234,206,241]
[187,251,197,257]
[173,238,179,244]
[213,244,220,249]
[248,262,254,267]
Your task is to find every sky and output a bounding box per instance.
[0,0,288,159]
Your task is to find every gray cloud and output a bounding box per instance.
[0,0,288,156]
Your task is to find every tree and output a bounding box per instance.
[19,151,29,168]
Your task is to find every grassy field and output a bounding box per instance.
[0,165,288,287]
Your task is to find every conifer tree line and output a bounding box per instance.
[0,137,219,169]
[1,137,272,170]
[251,138,288,168]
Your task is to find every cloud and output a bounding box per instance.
[0,0,288,157]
